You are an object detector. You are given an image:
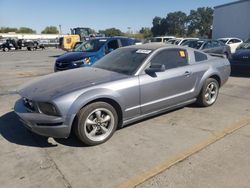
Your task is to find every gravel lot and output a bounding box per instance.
[0,49,250,188]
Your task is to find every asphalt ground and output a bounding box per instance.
[0,48,250,188]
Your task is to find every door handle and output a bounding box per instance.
[184,71,192,77]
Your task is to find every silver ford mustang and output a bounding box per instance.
[14,43,230,145]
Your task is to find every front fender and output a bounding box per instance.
[66,88,125,123]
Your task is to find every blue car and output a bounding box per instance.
[230,42,250,67]
[54,37,137,71]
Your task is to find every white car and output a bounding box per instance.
[167,38,199,45]
[218,38,243,53]
[151,36,175,43]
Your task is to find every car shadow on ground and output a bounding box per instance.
[0,111,84,148]
[49,54,62,58]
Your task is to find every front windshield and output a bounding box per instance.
[166,39,176,44]
[92,48,151,75]
[182,40,204,49]
[74,39,106,52]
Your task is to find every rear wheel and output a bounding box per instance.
[197,78,219,107]
[3,47,8,52]
[74,102,118,146]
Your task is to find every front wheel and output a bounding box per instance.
[74,102,118,146]
[197,78,219,107]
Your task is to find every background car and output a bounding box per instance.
[54,37,137,71]
[181,39,232,59]
[166,38,200,45]
[151,36,175,43]
[1,39,18,51]
[218,37,243,53]
[15,43,230,146]
[230,42,250,67]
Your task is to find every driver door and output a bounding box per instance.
[139,49,197,114]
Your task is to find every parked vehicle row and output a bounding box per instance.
[151,36,244,55]
[181,39,232,59]
[15,43,231,146]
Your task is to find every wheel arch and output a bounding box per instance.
[69,94,124,134]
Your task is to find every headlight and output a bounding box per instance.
[23,97,35,111]
[83,57,91,64]
[72,59,84,66]
[37,102,60,116]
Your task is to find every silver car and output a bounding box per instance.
[14,43,231,146]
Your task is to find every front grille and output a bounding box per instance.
[56,61,70,69]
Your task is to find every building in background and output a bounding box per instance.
[213,0,250,41]
[0,33,66,40]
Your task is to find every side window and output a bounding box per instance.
[107,40,119,50]
[194,51,208,62]
[120,38,129,46]
[203,42,212,49]
[231,39,241,43]
[120,38,134,46]
[228,39,234,44]
[163,38,170,42]
[151,49,188,70]
[211,41,220,47]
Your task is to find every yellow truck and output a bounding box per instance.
[59,27,94,51]
[59,35,80,51]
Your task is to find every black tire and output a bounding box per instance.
[74,102,118,146]
[196,78,219,107]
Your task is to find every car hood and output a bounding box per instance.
[232,49,250,62]
[18,67,129,101]
[56,51,98,62]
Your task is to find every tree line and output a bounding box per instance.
[0,26,59,34]
[151,7,213,38]
[96,7,214,38]
[0,6,213,38]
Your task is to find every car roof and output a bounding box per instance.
[218,37,242,41]
[154,36,175,38]
[124,42,192,51]
[89,36,133,41]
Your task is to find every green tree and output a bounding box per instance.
[17,27,36,34]
[187,7,213,37]
[151,16,166,36]
[41,26,59,34]
[139,27,152,38]
[99,28,123,37]
[166,11,187,36]
[0,27,18,33]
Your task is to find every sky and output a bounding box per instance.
[0,0,234,34]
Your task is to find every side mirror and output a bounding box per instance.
[145,64,165,74]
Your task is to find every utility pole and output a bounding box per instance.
[59,24,62,35]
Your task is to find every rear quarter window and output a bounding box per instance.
[194,51,208,62]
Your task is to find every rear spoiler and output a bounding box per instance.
[207,53,226,58]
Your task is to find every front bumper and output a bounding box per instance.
[14,98,72,138]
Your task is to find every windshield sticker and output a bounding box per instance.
[136,49,152,54]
